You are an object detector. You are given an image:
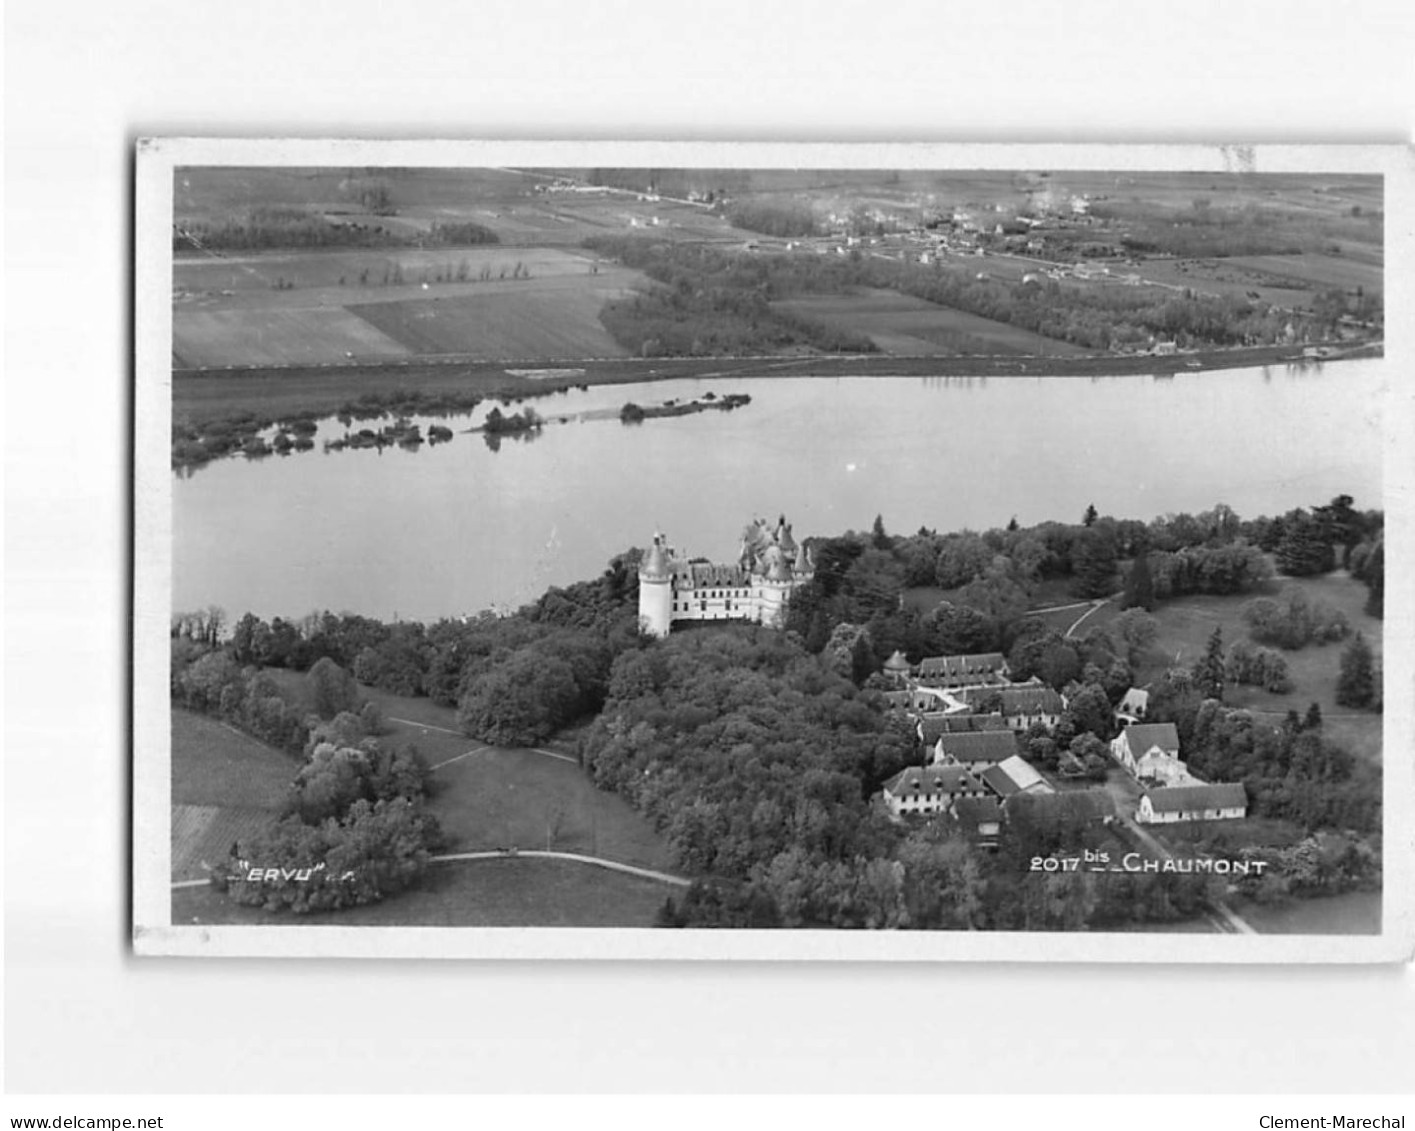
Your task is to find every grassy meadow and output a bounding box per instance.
[172,679,678,926]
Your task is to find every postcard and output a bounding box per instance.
[133,139,1413,960]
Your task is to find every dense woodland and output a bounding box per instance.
[172,494,1384,925]
[583,236,1371,358]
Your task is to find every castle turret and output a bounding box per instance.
[638,533,674,637]
[793,539,813,578]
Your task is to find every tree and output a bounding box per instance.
[307,657,361,720]
[1276,509,1336,577]
[457,648,583,746]
[1113,607,1159,664]
[1071,527,1118,598]
[1082,503,1098,527]
[870,514,891,551]
[1303,702,1324,731]
[1193,626,1225,701]
[1335,633,1376,709]
[1065,683,1115,740]
[1121,552,1155,611]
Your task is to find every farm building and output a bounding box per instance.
[959,685,1065,731]
[1110,722,1181,777]
[1136,783,1248,824]
[916,652,1010,690]
[931,729,1021,774]
[918,712,1010,746]
[980,755,1054,800]
[1135,744,1195,787]
[881,765,989,818]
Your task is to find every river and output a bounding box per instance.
[172,358,1386,622]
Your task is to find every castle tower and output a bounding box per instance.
[638,532,674,638]
[757,545,794,628]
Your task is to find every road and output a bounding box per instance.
[173,849,690,890]
[1108,788,1257,935]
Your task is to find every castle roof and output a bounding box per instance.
[676,560,750,588]
[883,650,912,673]
[640,535,672,581]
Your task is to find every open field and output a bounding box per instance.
[171,707,298,808]
[175,246,611,296]
[170,709,297,882]
[172,805,279,883]
[773,289,1092,357]
[173,678,679,924]
[173,855,670,927]
[355,685,675,870]
[1221,253,1383,292]
[350,284,633,359]
[174,308,414,368]
[1135,571,1383,763]
[173,247,645,367]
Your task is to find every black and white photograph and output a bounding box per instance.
[131,140,1413,961]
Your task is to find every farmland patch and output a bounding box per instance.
[350,285,634,359]
[174,308,414,368]
[773,289,1092,357]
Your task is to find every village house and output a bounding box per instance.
[918,712,1010,747]
[932,729,1021,775]
[1135,744,1195,787]
[980,754,1055,801]
[960,685,1065,732]
[1136,783,1248,824]
[1110,722,1182,777]
[880,765,989,818]
[916,652,1010,690]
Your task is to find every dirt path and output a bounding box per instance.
[1065,598,1112,638]
[173,849,690,890]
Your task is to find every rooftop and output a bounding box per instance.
[1144,783,1248,813]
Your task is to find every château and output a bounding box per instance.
[638,515,815,637]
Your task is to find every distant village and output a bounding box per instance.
[875,649,1248,846]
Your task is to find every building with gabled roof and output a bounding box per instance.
[958,684,1066,731]
[1136,783,1247,824]
[980,755,1054,800]
[918,712,1010,746]
[1110,722,1181,776]
[931,729,1021,773]
[916,652,1009,690]
[881,764,989,818]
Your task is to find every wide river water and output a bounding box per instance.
[173,358,1387,622]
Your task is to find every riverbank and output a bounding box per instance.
[173,340,1380,427]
